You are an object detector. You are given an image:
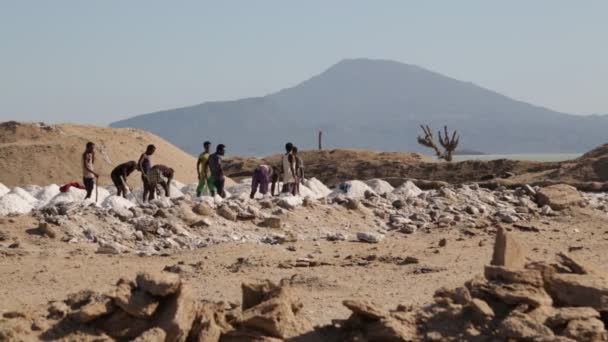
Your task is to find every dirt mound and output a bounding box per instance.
[0,122,198,187]
[225,148,431,185]
[224,145,608,188]
[544,143,608,183]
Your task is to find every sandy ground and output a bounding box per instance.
[2,206,607,328]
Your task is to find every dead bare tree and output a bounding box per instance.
[417,125,460,162]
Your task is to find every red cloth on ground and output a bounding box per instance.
[60,182,85,192]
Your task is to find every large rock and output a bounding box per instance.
[136,271,181,297]
[70,294,116,324]
[491,226,526,268]
[154,285,198,342]
[469,298,494,323]
[545,307,601,327]
[112,282,159,319]
[188,302,228,342]
[364,317,418,341]
[95,309,152,340]
[536,184,583,210]
[484,265,543,287]
[482,282,553,308]
[557,252,600,275]
[343,300,387,320]
[498,312,554,339]
[545,273,608,311]
[563,318,607,340]
[237,280,309,339]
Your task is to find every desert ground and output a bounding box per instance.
[1,122,608,341]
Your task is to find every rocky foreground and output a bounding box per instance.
[1,225,607,341]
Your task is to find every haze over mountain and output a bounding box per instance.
[111,58,608,156]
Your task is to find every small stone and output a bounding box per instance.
[357,232,383,244]
[132,327,167,342]
[392,199,406,209]
[192,203,214,216]
[401,224,417,234]
[344,198,360,210]
[47,301,69,320]
[258,216,282,229]
[326,232,347,241]
[217,205,237,221]
[438,238,447,247]
[37,222,57,238]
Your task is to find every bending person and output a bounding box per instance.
[111,161,137,198]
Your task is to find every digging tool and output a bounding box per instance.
[121,177,143,206]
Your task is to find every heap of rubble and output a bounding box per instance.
[14,179,599,256]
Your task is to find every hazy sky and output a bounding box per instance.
[1,1,607,125]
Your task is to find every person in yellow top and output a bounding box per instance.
[196,141,214,197]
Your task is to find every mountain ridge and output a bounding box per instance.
[111,58,607,156]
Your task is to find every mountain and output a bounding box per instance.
[111,58,608,156]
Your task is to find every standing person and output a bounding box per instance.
[111,161,137,198]
[250,164,273,199]
[205,144,227,198]
[281,142,297,195]
[196,141,214,197]
[82,142,99,200]
[292,146,304,195]
[138,144,156,202]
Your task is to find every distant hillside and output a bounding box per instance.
[0,121,198,187]
[111,58,608,156]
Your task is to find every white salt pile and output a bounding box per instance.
[36,184,61,208]
[22,185,43,198]
[303,178,332,199]
[102,195,135,211]
[393,181,423,198]
[180,183,198,196]
[169,184,184,198]
[47,187,86,206]
[9,187,39,206]
[172,180,185,190]
[0,193,34,216]
[365,179,394,195]
[94,186,112,202]
[0,183,9,197]
[329,180,375,199]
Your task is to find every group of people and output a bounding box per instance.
[248,142,304,199]
[81,140,305,203]
[81,142,174,202]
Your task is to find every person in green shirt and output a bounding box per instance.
[196,141,215,197]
